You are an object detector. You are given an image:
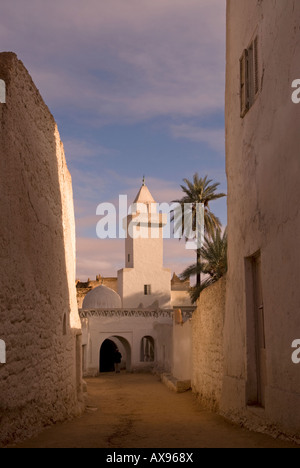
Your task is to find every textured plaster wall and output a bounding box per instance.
[118,265,171,309]
[0,53,83,446]
[224,0,300,440]
[172,319,192,383]
[192,278,226,410]
[154,322,173,373]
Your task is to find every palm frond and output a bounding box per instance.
[189,278,217,303]
[172,173,226,242]
[180,229,228,303]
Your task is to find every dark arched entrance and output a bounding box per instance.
[100,339,118,373]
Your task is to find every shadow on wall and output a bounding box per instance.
[0,52,82,447]
[119,290,173,310]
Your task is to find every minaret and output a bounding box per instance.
[117,180,171,309]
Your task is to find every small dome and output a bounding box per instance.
[82,285,122,309]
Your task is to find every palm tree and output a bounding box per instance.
[180,229,228,303]
[172,174,226,286]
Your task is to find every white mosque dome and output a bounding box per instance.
[82,285,122,309]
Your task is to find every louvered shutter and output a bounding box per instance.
[240,49,250,117]
[253,36,259,95]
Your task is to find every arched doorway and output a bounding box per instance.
[100,339,118,372]
[99,336,132,373]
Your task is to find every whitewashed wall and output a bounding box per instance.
[224,0,300,440]
[0,53,83,447]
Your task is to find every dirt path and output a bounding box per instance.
[15,373,297,448]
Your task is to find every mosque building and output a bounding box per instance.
[78,181,194,376]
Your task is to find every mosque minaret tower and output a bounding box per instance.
[117,179,171,309]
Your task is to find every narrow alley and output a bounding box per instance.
[15,374,297,449]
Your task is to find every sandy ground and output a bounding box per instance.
[15,373,297,449]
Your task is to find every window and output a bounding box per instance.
[144,285,151,295]
[128,254,131,263]
[240,36,259,117]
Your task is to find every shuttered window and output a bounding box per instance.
[240,36,259,118]
[253,36,259,95]
[240,49,249,117]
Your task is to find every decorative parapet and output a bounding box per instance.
[79,308,173,319]
[79,308,194,320]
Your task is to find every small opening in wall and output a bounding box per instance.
[63,313,67,336]
[144,285,151,295]
[128,254,130,263]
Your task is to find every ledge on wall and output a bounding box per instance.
[161,373,191,393]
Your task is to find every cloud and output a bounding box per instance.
[76,236,196,281]
[63,138,117,164]
[164,239,196,273]
[73,173,184,239]
[108,174,184,204]
[170,124,225,153]
[0,0,226,125]
[76,238,124,279]
[74,173,199,280]
[0,1,227,281]
[73,169,227,238]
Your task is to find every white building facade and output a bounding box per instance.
[81,182,193,376]
[81,302,173,376]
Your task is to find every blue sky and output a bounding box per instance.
[1,0,227,279]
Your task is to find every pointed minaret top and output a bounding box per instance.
[134,179,156,204]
